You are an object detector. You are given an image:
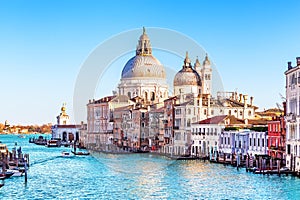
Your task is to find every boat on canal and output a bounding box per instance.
[46,140,61,147]
[61,151,73,157]
[71,151,90,156]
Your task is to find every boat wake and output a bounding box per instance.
[30,156,61,166]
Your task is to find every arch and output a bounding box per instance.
[127,92,131,98]
[62,132,67,142]
[151,92,155,101]
[144,91,148,101]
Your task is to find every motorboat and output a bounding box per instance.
[71,151,90,156]
[61,151,73,157]
[46,140,61,147]
[7,169,23,177]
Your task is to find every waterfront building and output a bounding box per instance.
[169,52,258,156]
[86,95,134,149]
[162,96,177,154]
[148,106,165,150]
[219,129,268,159]
[191,115,227,158]
[51,104,80,143]
[285,57,300,171]
[267,112,286,160]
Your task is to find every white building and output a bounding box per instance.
[219,129,268,158]
[285,57,300,171]
[170,52,257,156]
[51,104,80,143]
[191,115,227,158]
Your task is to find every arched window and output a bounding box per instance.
[127,92,131,98]
[151,92,155,101]
[187,119,191,127]
[144,92,148,101]
[228,110,232,115]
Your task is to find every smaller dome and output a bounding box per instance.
[61,103,66,112]
[174,52,202,86]
[174,67,202,86]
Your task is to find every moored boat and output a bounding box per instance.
[7,169,23,177]
[46,140,61,147]
[71,151,90,156]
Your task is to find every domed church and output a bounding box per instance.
[174,52,212,97]
[117,28,169,103]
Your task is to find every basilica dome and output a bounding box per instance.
[174,52,202,86]
[121,27,166,79]
[121,55,166,79]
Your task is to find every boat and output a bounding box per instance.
[46,140,61,147]
[0,171,14,178]
[18,135,26,138]
[71,151,90,156]
[0,183,4,188]
[34,136,47,145]
[7,169,23,177]
[61,151,73,157]
[0,174,5,180]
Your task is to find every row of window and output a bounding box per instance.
[192,128,218,135]
[219,137,267,148]
[175,108,252,116]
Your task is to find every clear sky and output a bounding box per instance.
[0,0,299,125]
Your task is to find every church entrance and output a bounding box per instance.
[62,132,67,142]
[68,133,74,142]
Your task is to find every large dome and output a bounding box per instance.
[174,67,201,86]
[121,55,166,79]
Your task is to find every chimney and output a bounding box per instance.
[250,96,253,106]
[239,94,243,102]
[288,61,292,70]
[283,101,286,116]
[296,57,300,66]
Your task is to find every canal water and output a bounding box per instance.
[1,134,300,199]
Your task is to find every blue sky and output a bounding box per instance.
[0,0,299,125]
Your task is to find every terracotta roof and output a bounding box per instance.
[248,119,268,126]
[193,115,228,125]
[227,115,245,125]
[93,96,116,104]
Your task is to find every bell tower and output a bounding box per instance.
[201,54,212,95]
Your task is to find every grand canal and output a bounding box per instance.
[1,134,300,199]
